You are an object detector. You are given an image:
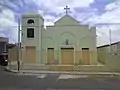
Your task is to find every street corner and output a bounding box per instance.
[4,68,18,73]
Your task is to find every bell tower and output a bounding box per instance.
[21,12,44,65]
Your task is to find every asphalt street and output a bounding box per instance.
[1,71,120,90]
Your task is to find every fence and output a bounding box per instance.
[97,47,120,64]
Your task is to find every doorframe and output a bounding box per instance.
[82,48,90,65]
[25,46,36,64]
[46,47,54,64]
[60,45,75,65]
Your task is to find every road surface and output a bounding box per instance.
[0,71,120,90]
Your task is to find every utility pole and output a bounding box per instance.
[109,27,112,55]
[17,17,20,72]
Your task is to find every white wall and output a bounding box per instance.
[42,15,97,64]
[21,13,97,65]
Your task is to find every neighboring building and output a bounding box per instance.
[0,37,8,66]
[21,11,97,69]
[97,42,120,64]
[0,37,20,65]
[8,44,18,62]
[0,37,8,57]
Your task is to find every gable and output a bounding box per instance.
[54,15,79,26]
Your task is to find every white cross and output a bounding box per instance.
[64,5,70,15]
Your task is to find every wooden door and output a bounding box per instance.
[82,48,90,65]
[26,46,36,63]
[61,48,74,65]
[47,48,54,64]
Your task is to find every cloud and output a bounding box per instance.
[96,24,120,46]
[79,0,120,46]
[0,9,15,23]
[0,0,39,43]
[105,1,117,11]
[36,0,95,16]
[0,32,6,37]
[44,22,54,26]
[0,0,120,46]
[36,0,96,27]
[96,26,110,46]
[0,7,18,43]
[86,0,120,24]
[70,0,94,8]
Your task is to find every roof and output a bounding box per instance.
[0,37,8,42]
[97,44,109,48]
[54,14,80,25]
[22,12,44,20]
[111,41,120,45]
[97,41,120,48]
[7,43,16,49]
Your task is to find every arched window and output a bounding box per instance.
[27,19,34,24]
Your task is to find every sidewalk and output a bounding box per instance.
[9,69,120,76]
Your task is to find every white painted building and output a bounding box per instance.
[21,11,97,70]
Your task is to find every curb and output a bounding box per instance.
[7,69,120,77]
[4,68,18,73]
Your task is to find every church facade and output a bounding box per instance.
[21,12,97,70]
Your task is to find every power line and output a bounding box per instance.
[1,23,120,27]
[95,23,120,25]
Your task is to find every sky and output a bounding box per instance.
[0,0,120,46]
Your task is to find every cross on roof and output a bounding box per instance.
[64,6,70,15]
